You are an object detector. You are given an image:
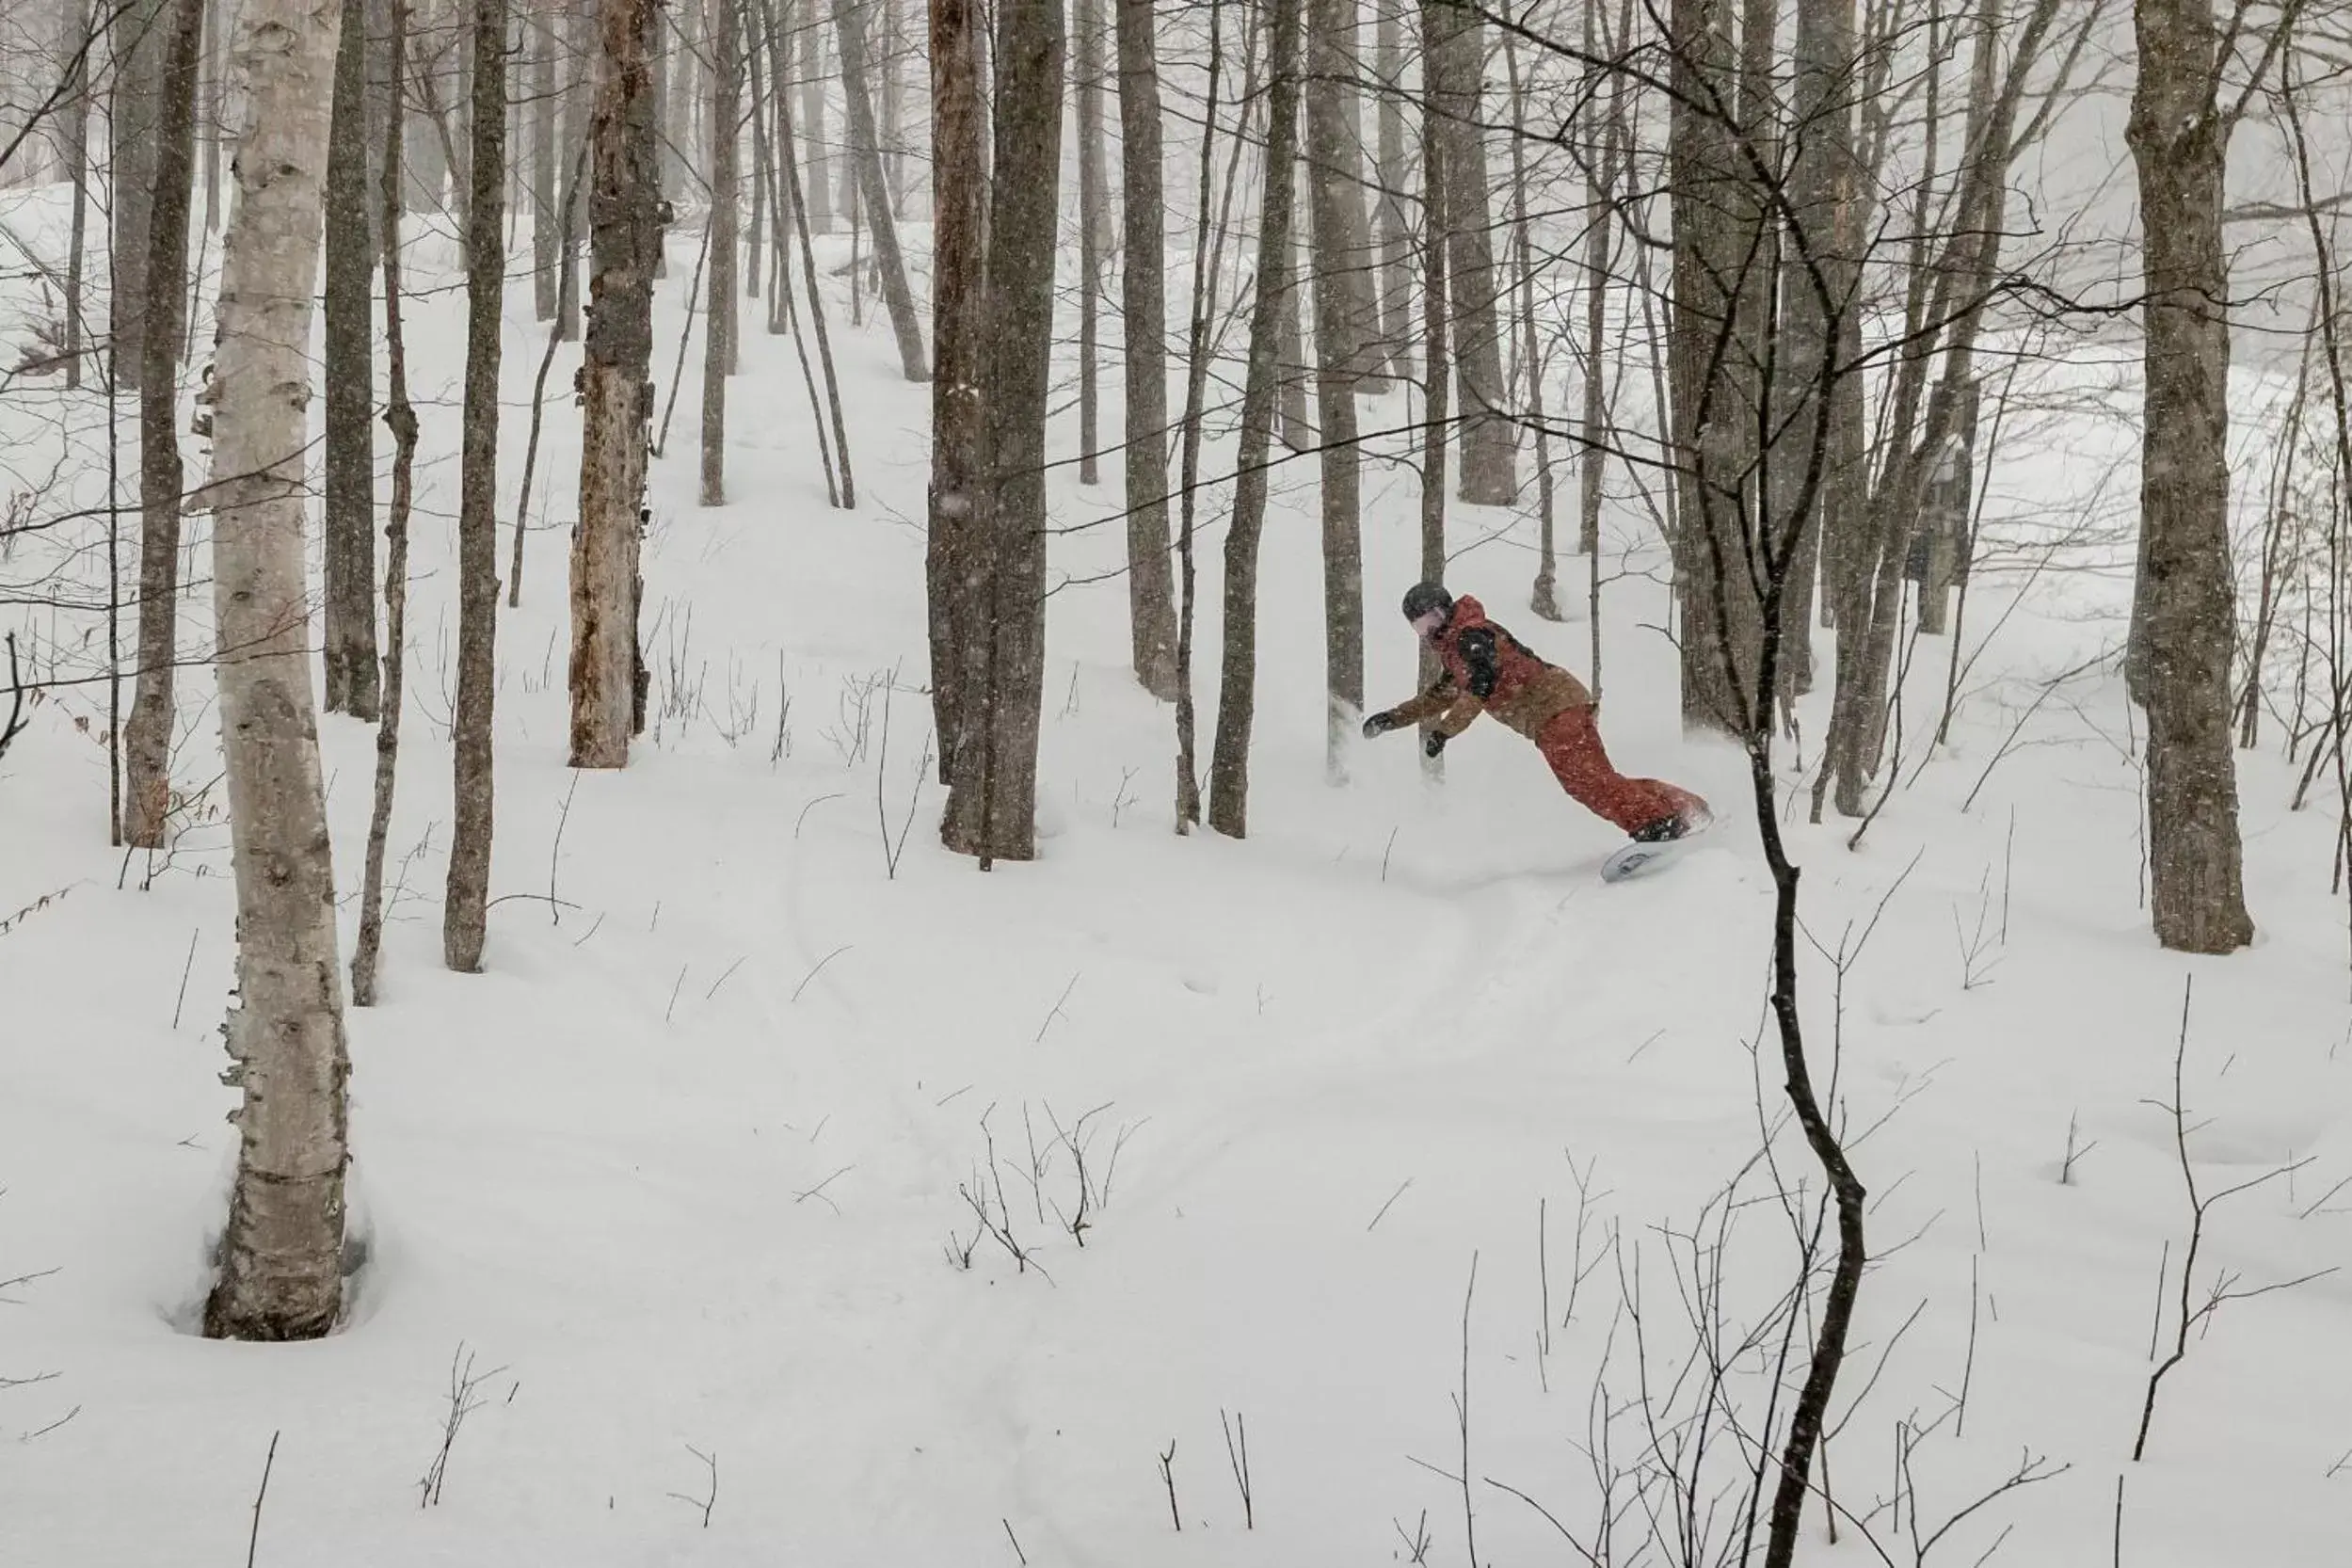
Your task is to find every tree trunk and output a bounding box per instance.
[1276,207,1312,453]
[558,0,591,340]
[1373,0,1412,383]
[1417,0,1448,712]
[353,1,422,1006]
[941,0,1064,863]
[802,5,832,232]
[702,0,742,504]
[1306,8,1364,776]
[121,0,207,850]
[1305,0,1384,391]
[572,0,661,768]
[1428,0,1513,506]
[443,0,506,973]
[1667,0,1765,737]
[833,0,929,378]
[112,0,168,394]
[1511,29,1564,620]
[324,0,383,721]
[533,0,561,319]
[201,0,353,1345]
[1076,0,1106,484]
[1207,0,1302,839]
[929,0,988,787]
[2126,0,2255,953]
[63,0,94,389]
[1113,0,1178,700]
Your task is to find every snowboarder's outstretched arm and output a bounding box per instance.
[1364,630,1503,756]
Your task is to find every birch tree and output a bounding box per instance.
[203,0,355,1344]
[571,0,661,769]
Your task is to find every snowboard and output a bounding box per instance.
[1600,817,1713,884]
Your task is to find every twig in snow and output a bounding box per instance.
[1034,973,1080,1043]
[705,955,749,1000]
[548,769,580,925]
[1456,1253,1480,1568]
[794,792,844,839]
[1221,1409,1254,1528]
[1158,1439,1181,1531]
[419,1343,505,1507]
[667,1445,717,1527]
[1957,1255,1981,1439]
[1367,1178,1414,1232]
[664,964,689,1023]
[792,1165,853,1211]
[1002,1518,1028,1565]
[1393,1511,1432,1565]
[791,945,852,1002]
[171,927,200,1029]
[246,1431,279,1568]
[2060,1112,2099,1185]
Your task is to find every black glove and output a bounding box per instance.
[1362,711,1400,740]
[1424,728,1448,759]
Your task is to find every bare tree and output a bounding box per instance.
[1427,0,1512,505]
[532,0,561,319]
[354,0,424,1006]
[1374,0,1412,380]
[62,0,95,388]
[1075,0,1106,482]
[111,0,168,392]
[324,0,383,720]
[571,0,661,769]
[941,0,1065,863]
[1113,0,1179,700]
[702,0,744,505]
[202,0,355,1343]
[1305,0,1364,776]
[833,0,928,378]
[443,0,507,974]
[1207,0,1303,839]
[2124,0,2277,953]
[121,0,207,849]
[928,0,988,783]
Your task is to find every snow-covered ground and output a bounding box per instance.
[4,182,2349,1566]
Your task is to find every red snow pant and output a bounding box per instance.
[1534,704,1707,836]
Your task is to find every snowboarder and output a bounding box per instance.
[1362,583,1712,850]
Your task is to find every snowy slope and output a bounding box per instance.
[4,190,2350,1568]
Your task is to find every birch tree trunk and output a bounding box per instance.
[324,0,383,720]
[702,0,742,504]
[442,0,506,973]
[122,0,208,850]
[2126,0,2255,953]
[928,0,988,789]
[202,0,353,1345]
[1207,0,1302,839]
[941,0,1064,863]
[572,0,660,768]
[1113,0,1178,700]
[833,0,928,378]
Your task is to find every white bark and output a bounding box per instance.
[202,0,352,1343]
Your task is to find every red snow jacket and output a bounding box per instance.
[1384,596,1594,743]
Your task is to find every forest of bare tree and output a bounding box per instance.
[3,0,2350,1560]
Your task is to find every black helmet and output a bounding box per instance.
[1401,582,1453,623]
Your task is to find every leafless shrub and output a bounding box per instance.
[418,1342,507,1508]
[1221,1409,1254,1528]
[1157,1439,1180,1530]
[668,1445,717,1528]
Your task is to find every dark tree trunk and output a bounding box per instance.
[572,0,661,768]
[1304,0,1385,391]
[121,0,206,849]
[941,0,1065,863]
[2125,0,2255,953]
[702,0,742,504]
[1306,3,1363,776]
[1428,0,1513,506]
[324,0,384,721]
[1114,0,1178,700]
[834,0,929,378]
[111,0,168,393]
[532,0,561,319]
[444,0,506,973]
[1207,0,1303,840]
[1076,0,1106,483]
[929,0,988,785]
